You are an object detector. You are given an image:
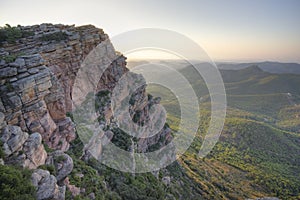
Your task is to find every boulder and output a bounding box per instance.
[162,176,171,186]
[23,132,47,169]
[0,125,28,156]
[31,169,66,200]
[46,150,73,182]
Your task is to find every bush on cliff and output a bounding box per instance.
[0,24,33,45]
[0,164,36,200]
[39,31,68,42]
[0,141,5,159]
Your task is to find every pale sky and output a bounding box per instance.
[0,0,300,63]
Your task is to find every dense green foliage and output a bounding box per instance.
[146,64,300,199]
[0,24,34,45]
[111,127,132,151]
[211,118,300,198]
[0,164,36,200]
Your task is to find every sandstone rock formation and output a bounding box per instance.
[0,24,111,151]
[1,23,172,154]
[0,53,75,151]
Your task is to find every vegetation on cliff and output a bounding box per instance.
[0,164,36,200]
[0,24,33,45]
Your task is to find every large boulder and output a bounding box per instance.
[0,125,28,156]
[31,169,65,200]
[23,133,47,169]
[46,150,73,182]
[0,125,47,169]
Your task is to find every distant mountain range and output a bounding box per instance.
[217,61,300,74]
[128,60,300,75]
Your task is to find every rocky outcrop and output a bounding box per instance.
[0,23,132,152]
[31,169,65,200]
[137,125,173,153]
[161,176,171,186]
[0,24,111,151]
[0,110,71,199]
[1,125,28,155]
[0,53,75,151]
[1,23,171,154]
[0,122,47,169]
[6,24,110,112]
[22,132,47,168]
[45,150,73,182]
[1,23,174,199]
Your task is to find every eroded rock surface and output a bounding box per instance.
[0,24,112,151]
[31,169,65,200]
[46,150,73,182]
[0,123,47,169]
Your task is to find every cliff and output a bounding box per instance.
[0,23,172,199]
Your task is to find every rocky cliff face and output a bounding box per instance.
[0,24,121,151]
[0,23,172,199]
[0,53,75,151]
[0,113,47,169]
[0,23,171,153]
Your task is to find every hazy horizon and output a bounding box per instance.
[1,0,300,63]
[127,58,300,65]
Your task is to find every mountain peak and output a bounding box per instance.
[241,65,263,73]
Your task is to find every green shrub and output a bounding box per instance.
[0,141,5,159]
[0,53,24,63]
[39,31,68,42]
[0,164,36,200]
[97,90,110,97]
[66,112,74,122]
[129,95,136,105]
[67,132,84,158]
[95,90,110,111]
[147,94,153,101]
[43,142,54,153]
[132,110,141,123]
[0,24,34,45]
[5,82,14,92]
[67,157,109,199]
[111,128,132,151]
[38,164,56,176]
[55,155,66,163]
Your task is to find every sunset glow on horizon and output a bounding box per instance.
[1,0,299,63]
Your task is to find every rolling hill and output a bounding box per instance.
[217,61,300,74]
[143,62,300,199]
